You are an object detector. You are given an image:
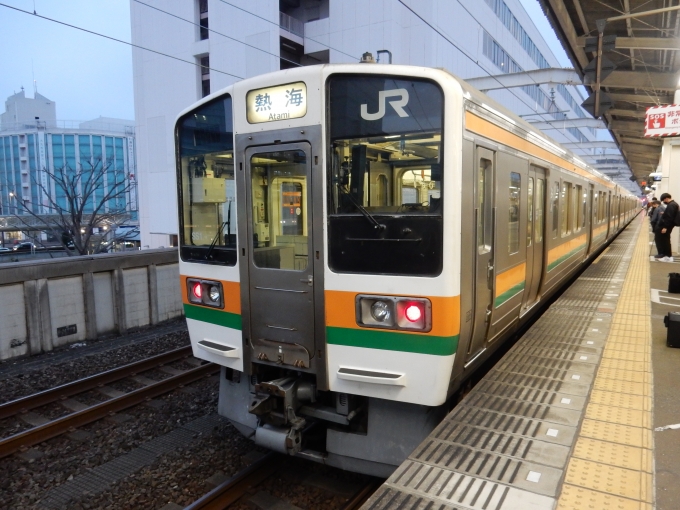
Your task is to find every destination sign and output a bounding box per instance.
[246,82,307,124]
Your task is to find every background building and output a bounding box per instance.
[0,90,137,244]
[130,0,630,249]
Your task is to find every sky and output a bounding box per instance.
[0,0,134,123]
[0,0,572,125]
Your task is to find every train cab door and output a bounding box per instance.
[467,147,495,364]
[521,165,545,313]
[243,143,316,368]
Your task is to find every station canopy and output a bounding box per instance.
[538,0,680,186]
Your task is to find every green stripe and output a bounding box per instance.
[548,243,586,272]
[327,326,458,356]
[184,304,242,330]
[494,281,525,308]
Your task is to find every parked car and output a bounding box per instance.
[0,247,11,253]
[13,242,35,252]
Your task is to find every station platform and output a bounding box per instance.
[361,213,680,510]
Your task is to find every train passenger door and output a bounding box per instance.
[467,147,495,364]
[521,165,545,313]
[244,143,315,367]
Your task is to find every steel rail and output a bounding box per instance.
[184,451,280,510]
[0,346,193,420]
[341,479,383,510]
[0,362,218,459]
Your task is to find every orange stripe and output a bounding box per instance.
[466,113,613,188]
[496,263,526,297]
[547,233,588,265]
[325,290,460,337]
[181,276,241,315]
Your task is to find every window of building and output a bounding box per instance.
[200,55,210,98]
[199,0,209,40]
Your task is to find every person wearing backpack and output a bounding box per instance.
[656,193,679,262]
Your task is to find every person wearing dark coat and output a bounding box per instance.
[655,193,678,262]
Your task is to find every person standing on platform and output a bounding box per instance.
[656,193,678,262]
[651,200,664,227]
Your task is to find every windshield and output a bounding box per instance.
[176,96,236,265]
[327,75,444,276]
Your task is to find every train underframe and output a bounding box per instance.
[218,365,448,477]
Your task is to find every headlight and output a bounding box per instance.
[371,301,391,322]
[209,286,221,303]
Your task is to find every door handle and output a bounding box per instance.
[487,261,494,288]
[300,275,313,286]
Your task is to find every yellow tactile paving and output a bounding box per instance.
[557,485,653,510]
[557,216,655,509]
[585,403,651,428]
[572,437,653,472]
[564,458,653,502]
[596,368,651,384]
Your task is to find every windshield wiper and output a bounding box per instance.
[205,202,232,261]
[205,221,227,261]
[336,183,385,231]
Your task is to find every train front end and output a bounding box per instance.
[176,64,464,476]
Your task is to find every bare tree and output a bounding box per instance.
[11,157,137,255]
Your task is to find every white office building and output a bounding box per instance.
[131,0,614,248]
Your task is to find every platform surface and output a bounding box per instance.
[361,213,680,510]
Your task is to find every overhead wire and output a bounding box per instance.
[215,0,360,61]
[0,1,244,79]
[132,0,304,70]
[397,0,560,124]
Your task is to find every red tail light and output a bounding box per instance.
[404,303,423,322]
[192,282,202,300]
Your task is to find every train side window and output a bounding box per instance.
[560,181,569,237]
[477,157,492,254]
[551,181,559,239]
[527,177,534,247]
[535,179,544,243]
[574,185,581,232]
[580,186,586,228]
[508,172,520,254]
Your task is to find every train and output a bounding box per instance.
[175,60,638,477]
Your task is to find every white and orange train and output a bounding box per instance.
[175,62,638,476]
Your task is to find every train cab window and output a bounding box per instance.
[176,95,236,265]
[327,74,444,276]
[508,172,520,254]
[552,181,559,239]
[527,177,534,247]
[535,179,544,243]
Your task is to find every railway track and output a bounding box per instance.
[0,346,218,459]
[185,451,381,510]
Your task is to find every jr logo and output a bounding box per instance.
[360,88,410,120]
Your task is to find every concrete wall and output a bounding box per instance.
[0,249,183,361]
